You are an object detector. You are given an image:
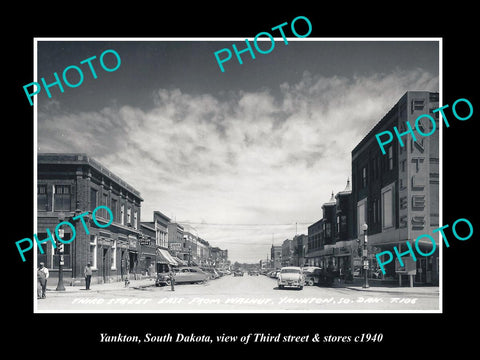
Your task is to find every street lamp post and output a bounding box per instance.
[56,212,66,291]
[361,223,369,289]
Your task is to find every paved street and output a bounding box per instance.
[36,274,439,312]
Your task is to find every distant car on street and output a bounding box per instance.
[248,270,259,276]
[277,266,305,290]
[173,267,209,284]
[233,270,244,277]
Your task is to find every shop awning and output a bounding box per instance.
[173,257,187,266]
[156,248,178,266]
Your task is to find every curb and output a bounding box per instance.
[343,286,439,296]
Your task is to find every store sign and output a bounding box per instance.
[128,236,138,250]
[169,243,182,251]
[139,237,151,246]
[395,257,417,275]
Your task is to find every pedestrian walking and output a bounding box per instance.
[37,262,49,299]
[169,265,175,291]
[84,262,93,290]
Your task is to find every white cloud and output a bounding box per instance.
[38,69,438,262]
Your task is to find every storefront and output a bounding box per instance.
[334,243,353,280]
[128,235,140,279]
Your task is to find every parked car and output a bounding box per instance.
[303,266,338,286]
[268,270,280,279]
[277,266,305,290]
[248,270,259,276]
[173,267,209,284]
[201,267,220,280]
[233,270,244,277]
[303,266,323,286]
[155,271,171,287]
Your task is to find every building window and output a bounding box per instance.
[120,204,125,225]
[382,184,395,229]
[90,188,98,212]
[324,223,331,239]
[101,193,109,218]
[54,185,71,211]
[127,207,131,226]
[111,198,118,222]
[357,199,367,236]
[412,99,425,112]
[361,166,367,188]
[111,240,117,270]
[388,147,394,170]
[89,235,97,269]
[134,210,138,230]
[38,184,48,211]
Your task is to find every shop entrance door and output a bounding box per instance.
[416,258,427,283]
[102,248,108,283]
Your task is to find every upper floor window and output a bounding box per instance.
[382,185,394,229]
[38,184,48,211]
[90,188,97,212]
[54,185,71,211]
[388,146,394,170]
[361,166,367,188]
[120,204,125,225]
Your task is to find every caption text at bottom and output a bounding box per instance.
[100,332,383,344]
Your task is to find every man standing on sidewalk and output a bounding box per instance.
[84,263,93,290]
[37,262,49,299]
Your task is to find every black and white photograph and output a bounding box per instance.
[32,38,441,313]
[7,5,479,354]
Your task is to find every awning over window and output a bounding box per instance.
[156,248,178,266]
[173,257,187,266]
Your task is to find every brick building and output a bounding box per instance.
[351,91,440,284]
[37,153,144,286]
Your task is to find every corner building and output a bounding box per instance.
[37,153,144,286]
[351,91,440,285]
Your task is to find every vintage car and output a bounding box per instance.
[277,266,305,290]
[155,271,172,287]
[303,266,338,286]
[201,267,220,280]
[302,266,323,286]
[233,269,244,277]
[172,267,209,284]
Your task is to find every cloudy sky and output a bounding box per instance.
[36,39,439,263]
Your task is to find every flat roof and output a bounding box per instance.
[38,153,143,201]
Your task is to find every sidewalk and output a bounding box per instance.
[44,278,156,295]
[334,278,439,296]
